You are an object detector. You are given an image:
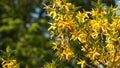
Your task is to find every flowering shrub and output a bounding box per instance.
[44,0,120,67]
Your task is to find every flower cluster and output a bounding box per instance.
[44,0,120,67]
[1,58,18,68]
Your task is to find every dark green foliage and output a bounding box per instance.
[0,0,55,68]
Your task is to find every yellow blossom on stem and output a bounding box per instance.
[77,60,86,68]
[48,23,56,31]
[2,58,17,68]
[86,48,100,60]
[48,8,57,19]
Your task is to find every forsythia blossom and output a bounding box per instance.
[44,0,120,67]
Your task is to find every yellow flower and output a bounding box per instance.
[48,23,56,31]
[99,53,104,62]
[78,33,87,43]
[92,49,100,60]
[115,52,120,62]
[81,44,88,52]
[57,20,65,31]
[91,9,99,17]
[86,48,100,60]
[60,2,71,11]
[91,22,100,32]
[77,60,86,68]
[76,11,83,19]
[116,24,120,31]
[100,10,107,16]
[58,32,65,45]
[90,32,99,39]
[106,41,115,53]
[63,47,73,60]
[93,60,100,66]
[42,3,50,9]
[76,11,85,22]
[57,14,63,20]
[53,0,62,7]
[2,59,17,68]
[58,44,73,61]
[50,31,55,39]
[52,42,60,50]
[48,8,57,19]
[70,30,78,41]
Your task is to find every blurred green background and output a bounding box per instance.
[0,0,116,68]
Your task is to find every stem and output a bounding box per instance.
[100,33,107,68]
